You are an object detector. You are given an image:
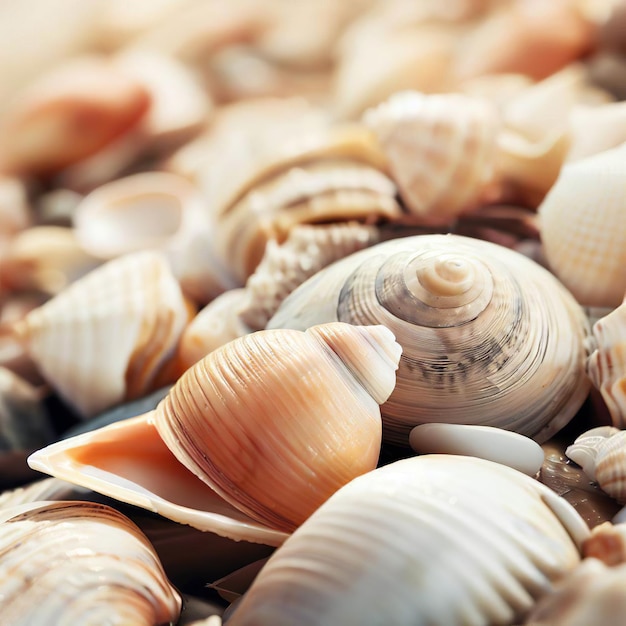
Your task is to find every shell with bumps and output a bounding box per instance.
[227,455,589,626]
[269,234,591,446]
[28,322,401,541]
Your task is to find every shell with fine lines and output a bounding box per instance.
[0,500,181,625]
[28,321,401,540]
[227,455,589,626]
[268,233,591,446]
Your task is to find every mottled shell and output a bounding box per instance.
[363,91,500,224]
[29,322,401,540]
[269,234,591,445]
[539,144,626,307]
[228,455,588,626]
[13,251,190,418]
[0,500,181,625]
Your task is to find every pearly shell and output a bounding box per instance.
[269,234,591,446]
[29,322,401,539]
[227,455,588,626]
[538,144,626,307]
[0,500,181,624]
[363,91,500,224]
[12,251,191,418]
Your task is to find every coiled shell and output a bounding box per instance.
[228,454,588,626]
[269,234,591,445]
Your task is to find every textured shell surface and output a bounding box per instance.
[0,500,181,625]
[565,425,620,481]
[538,144,626,307]
[228,454,589,626]
[29,322,401,541]
[269,234,591,445]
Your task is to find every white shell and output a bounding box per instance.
[227,455,588,626]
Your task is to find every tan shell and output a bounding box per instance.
[0,176,30,240]
[363,91,500,224]
[227,455,588,626]
[567,101,626,162]
[12,251,190,418]
[583,521,626,566]
[538,144,626,307]
[269,234,591,446]
[29,322,401,540]
[0,500,181,624]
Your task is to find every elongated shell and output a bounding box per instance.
[13,251,190,418]
[269,234,591,445]
[228,455,588,626]
[0,500,181,625]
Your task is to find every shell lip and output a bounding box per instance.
[27,413,288,547]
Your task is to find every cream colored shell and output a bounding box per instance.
[269,234,591,445]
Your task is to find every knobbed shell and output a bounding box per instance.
[0,500,181,625]
[227,454,589,626]
[29,322,401,540]
[269,234,591,445]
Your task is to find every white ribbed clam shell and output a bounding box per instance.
[565,426,620,481]
[228,455,588,626]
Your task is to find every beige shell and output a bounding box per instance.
[12,251,191,418]
[29,322,401,540]
[0,500,181,624]
[363,91,500,225]
[583,521,626,566]
[0,176,30,239]
[227,455,588,626]
[587,298,626,427]
[539,144,626,307]
[567,101,626,162]
[269,234,591,446]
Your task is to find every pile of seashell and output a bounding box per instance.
[2,0,626,623]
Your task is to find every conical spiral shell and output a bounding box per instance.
[154,322,401,532]
[269,234,591,445]
[228,455,588,626]
[0,500,181,625]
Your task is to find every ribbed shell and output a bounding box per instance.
[269,234,591,445]
[0,501,181,625]
[228,455,588,626]
[154,322,401,532]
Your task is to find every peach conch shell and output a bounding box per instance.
[12,251,191,418]
[28,322,401,542]
[227,455,589,626]
[269,233,591,446]
[0,500,181,625]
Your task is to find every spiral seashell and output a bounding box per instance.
[227,454,589,626]
[0,500,181,624]
[363,91,500,224]
[12,251,191,418]
[269,234,591,445]
[539,144,626,307]
[29,322,401,540]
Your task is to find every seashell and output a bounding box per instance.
[12,251,191,418]
[0,56,151,176]
[538,143,626,307]
[586,298,626,427]
[72,171,234,303]
[363,91,500,225]
[227,454,589,626]
[565,426,620,481]
[0,500,181,624]
[269,233,591,446]
[0,476,85,511]
[567,101,626,162]
[409,422,544,476]
[29,322,401,540]
[0,176,30,239]
[583,520,626,565]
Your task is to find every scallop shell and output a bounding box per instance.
[538,144,626,307]
[12,251,191,418]
[269,234,591,445]
[29,322,401,540]
[363,91,500,224]
[0,500,181,624]
[227,454,588,626]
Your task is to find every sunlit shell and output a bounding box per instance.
[12,251,190,418]
[539,144,626,307]
[363,91,500,224]
[269,234,591,445]
[227,455,588,626]
[0,500,181,624]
